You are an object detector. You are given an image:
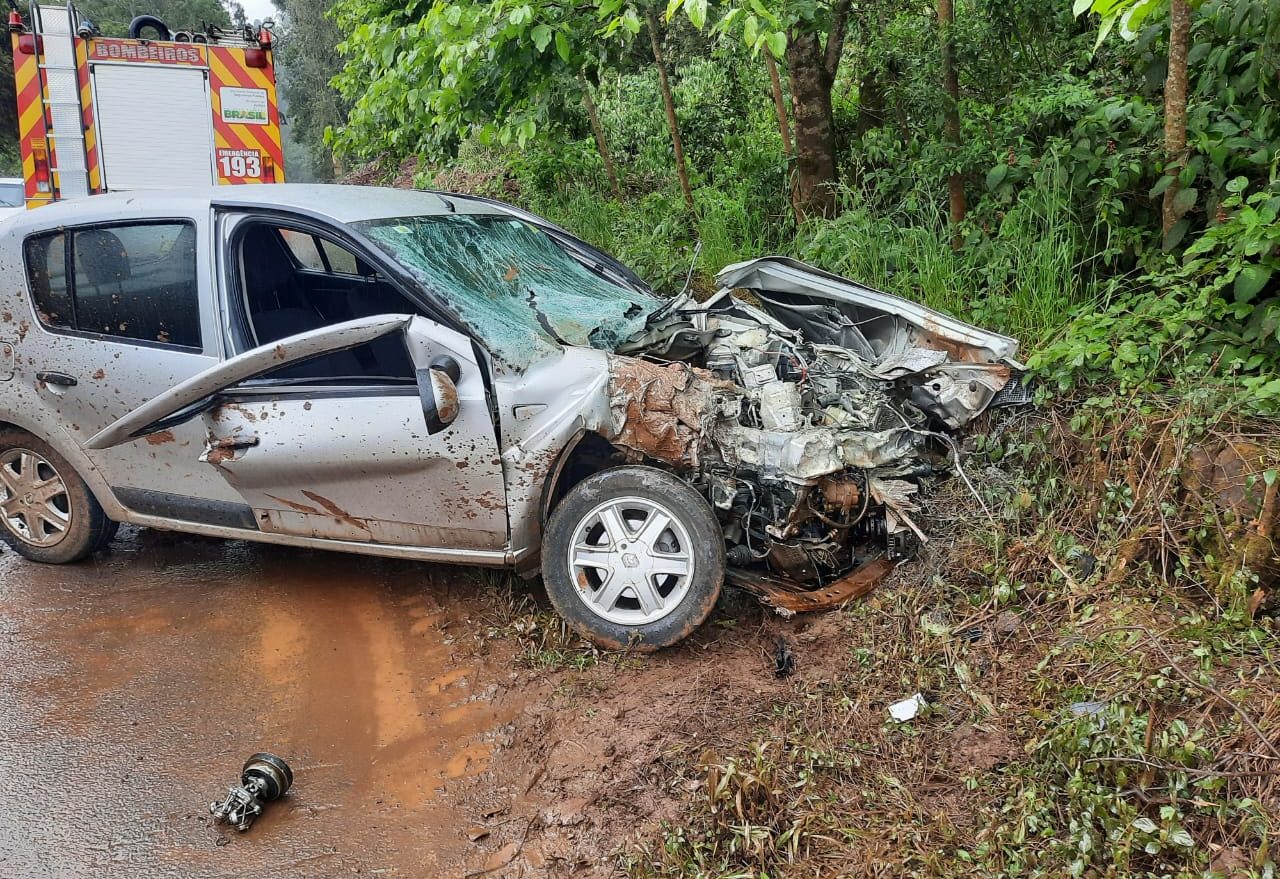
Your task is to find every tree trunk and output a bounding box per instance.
[855,68,887,136]
[580,72,621,200]
[645,8,695,214]
[1162,0,1191,237]
[938,0,966,240]
[764,49,805,223]
[786,31,838,221]
[764,51,793,156]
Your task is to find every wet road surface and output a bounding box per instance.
[0,527,533,878]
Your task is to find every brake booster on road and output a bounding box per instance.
[210,752,294,832]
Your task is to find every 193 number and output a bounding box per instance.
[219,154,262,179]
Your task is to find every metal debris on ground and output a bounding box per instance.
[726,557,895,617]
[210,752,294,831]
[774,636,796,677]
[1069,700,1108,729]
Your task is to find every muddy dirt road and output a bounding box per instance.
[0,526,816,878]
[0,526,544,877]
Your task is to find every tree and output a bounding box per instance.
[644,6,695,212]
[330,0,629,192]
[73,0,231,35]
[664,0,851,220]
[1162,0,1191,238]
[0,38,17,174]
[762,50,792,159]
[938,0,966,237]
[579,71,622,199]
[1080,0,1199,239]
[271,0,349,181]
[762,48,803,219]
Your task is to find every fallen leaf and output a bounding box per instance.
[1248,588,1266,617]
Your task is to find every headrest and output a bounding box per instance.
[76,230,131,286]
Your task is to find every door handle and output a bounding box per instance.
[36,371,77,387]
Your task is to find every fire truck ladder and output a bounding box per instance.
[34,3,90,199]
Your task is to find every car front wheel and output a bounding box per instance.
[541,465,724,651]
[0,429,112,563]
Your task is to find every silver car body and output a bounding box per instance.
[0,185,1022,578]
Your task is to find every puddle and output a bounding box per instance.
[0,526,536,878]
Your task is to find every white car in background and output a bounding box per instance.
[0,178,25,221]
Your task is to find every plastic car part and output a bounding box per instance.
[210,752,293,831]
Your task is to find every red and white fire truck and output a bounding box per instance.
[8,1,285,209]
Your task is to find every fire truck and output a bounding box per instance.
[8,1,285,209]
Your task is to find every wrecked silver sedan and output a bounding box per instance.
[0,186,1024,649]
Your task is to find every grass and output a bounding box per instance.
[405,137,1280,879]
[622,400,1280,879]
[455,163,1280,877]
[796,172,1093,349]
[473,569,603,671]
[524,164,1093,350]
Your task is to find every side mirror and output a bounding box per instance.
[418,355,460,434]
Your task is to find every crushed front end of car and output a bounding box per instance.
[597,257,1031,614]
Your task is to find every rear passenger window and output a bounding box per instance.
[24,232,72,328]
[277,227,364,276]
[23,222,201,349]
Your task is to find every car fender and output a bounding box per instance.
[495,347,613,568]
[0,405,132,520]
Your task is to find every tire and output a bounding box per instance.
[0,429,111,563]
[541,465,724,651]
[94,517,121,553]
[127,14,171,40]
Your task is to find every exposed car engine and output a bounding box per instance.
[611,257,1029,606]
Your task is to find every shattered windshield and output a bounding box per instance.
[357,214,661,368]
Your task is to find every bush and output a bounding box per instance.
[1034,175,1280,416]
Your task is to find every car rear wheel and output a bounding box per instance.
[541,465,724,651]
[0,429,112,563]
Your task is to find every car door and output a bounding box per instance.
[16,216,252,521]
[88,315,510,552]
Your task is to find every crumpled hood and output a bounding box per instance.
[711,257,1029,429]
[716,256,1022,367]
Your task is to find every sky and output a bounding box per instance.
[237,0,277,25]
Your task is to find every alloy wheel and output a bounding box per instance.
[567,495,695,626]
[0,448,72,548]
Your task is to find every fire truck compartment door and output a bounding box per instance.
[93,64,215,190]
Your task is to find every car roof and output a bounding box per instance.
[0,184,515,236]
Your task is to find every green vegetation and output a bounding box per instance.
[71,0,232,34]
[622,388,1280,877]
[272,0,349,180]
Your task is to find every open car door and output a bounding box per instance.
[88,314,509,552]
